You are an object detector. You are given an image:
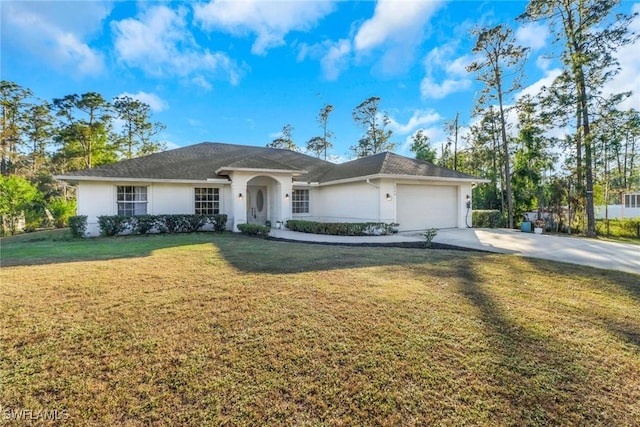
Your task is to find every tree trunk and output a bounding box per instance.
[497,85,514,229]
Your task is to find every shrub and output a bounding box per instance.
[0,175,41,235]
[47,197,77,228]
[133,215,158,235]
[161,215,190,233]
[237,223,271,238]
[423,227,438,248]
[96,214,227,237]
[596,218,640,238]
[97,215,131,237]
[186,214,209,232]
[472,210,505,228]
[68,215,88,238]
[285,220,398,236]
[210,214,228,232]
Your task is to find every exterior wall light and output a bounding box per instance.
[285,193,289,200]
[238,193,243,200]
[386,193,392,201]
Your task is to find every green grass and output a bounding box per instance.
[1,233,639,425]
[0,228,72,243]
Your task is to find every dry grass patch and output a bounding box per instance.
[1,233,639,425]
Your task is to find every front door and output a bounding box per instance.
[246,186,268,225]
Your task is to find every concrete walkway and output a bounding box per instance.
[269,228,639,274]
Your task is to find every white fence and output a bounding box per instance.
[595,205,640,219]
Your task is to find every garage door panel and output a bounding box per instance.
[397,185,457,231]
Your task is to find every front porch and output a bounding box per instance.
[226,173,295,231]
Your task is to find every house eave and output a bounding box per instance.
[315,174,489,187]
[54,175,231,185]
[214,167,307,176]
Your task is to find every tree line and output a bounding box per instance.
[0,82,166,234]
[269,0,639,237]
[459,0,639,236]
[3,0,639,237]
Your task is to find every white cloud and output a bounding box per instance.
[298,0,444,78]
[354,0,442,51]
[118,91,168,112]
[320,39,352,81]
[517,68,563,100]
[298,38,352,80]
[516,21,549,51]
[353,0,444,76]
[193,0,336,55]
[447,54,473,75]
[2,1,109,76]
[603,2,640,111]
[535,55,553,71]
[388,109,441,135]
[420,44,473,99]
[421,77,472,99]
[112,5,244,88]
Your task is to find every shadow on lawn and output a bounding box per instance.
[212,235,490,274]
[517,257,640,350]
[445,259,591,422]
[2,232,486,271]
[441,257,640,422]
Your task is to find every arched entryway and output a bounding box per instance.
[246,176,280,226]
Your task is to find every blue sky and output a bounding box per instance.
[2,0,639,162]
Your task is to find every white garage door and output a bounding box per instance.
[396,185,458,231]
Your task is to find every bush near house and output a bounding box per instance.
[237,223,271,238]
[97,214,227,237]
[47,197,77,228]
[472,210,506,228]
[68,215,88,238]
[0,175,41,236]
[286,220,398,236]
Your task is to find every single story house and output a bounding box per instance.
[55,142,483,236]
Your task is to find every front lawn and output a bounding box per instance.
[1,233,638,425]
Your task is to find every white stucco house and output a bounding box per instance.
[55,142,482,236]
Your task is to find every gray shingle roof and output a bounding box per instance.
[315,151,478,182]
[60,142,479,183]
[61,142,333,181]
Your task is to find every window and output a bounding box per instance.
[117,186,147,215]
[625,194,639,208]
[195,188,220,214]
[292,189,309,214]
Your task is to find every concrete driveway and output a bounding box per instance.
[433,228,640,275]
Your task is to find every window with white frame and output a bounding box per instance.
[117,186,148,215]
[292,189,309,214]
[195,187,220,214]
[625,194,639,208]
